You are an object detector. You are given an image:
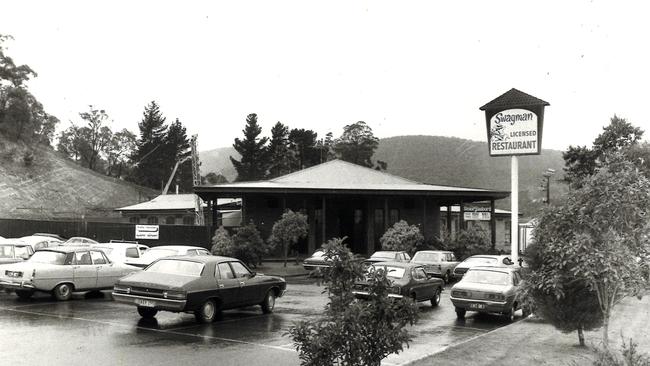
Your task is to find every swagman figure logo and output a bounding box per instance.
[489,108,538,155]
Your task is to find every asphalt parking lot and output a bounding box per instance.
[0,278,524,366]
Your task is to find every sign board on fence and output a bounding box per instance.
[135,225,159,240]
[463,212,491,221]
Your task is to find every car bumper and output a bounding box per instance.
[112,292,187,311]
[352,290,403,299]
[450,296,511,313]
[0,280,35,290]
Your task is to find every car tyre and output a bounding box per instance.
[137,306,158,319]
[195,299,217,323]
[261,290,276,314]
[15,289,34,299]
[430,287,441,307]
[455,307,466,319]
[53,283,73,301]
[505,304,516,322]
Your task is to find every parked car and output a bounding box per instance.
[410,250,460,284]
[352,261,444,307]
[0,247,141,300]
[62,237,99,246]
[18,235,64,251]
[302,250,330,270]
[0,241,35,265]
[32,233,66,241]
[452,255,514,279]
[113,256,287,323]
[364,251,411,265]
[91,242,150,266]
[127,245,211,268]
[449,266,528,322]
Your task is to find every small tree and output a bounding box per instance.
[379,220,424,254]
[289,238,418,366]
[527,154,650,346]
[231,221,266,268]
[211,226,234,256]
[443,225,494,260]
[269,210,309,267]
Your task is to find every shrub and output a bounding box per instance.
[593,337,650,366]
[442,225,494,260]
[288,237,418,366]
[269,210,309,267]
[23,150,34,166]
[230,221,266,268]
[379,220,424,254]
[210,226,234,256]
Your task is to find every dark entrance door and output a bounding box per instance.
[338,203,365,254]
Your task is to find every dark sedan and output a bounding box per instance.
[352,261,444,307]
[112,255,287,323]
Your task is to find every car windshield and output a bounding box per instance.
[0,245,15,258]
[146,259,204,276]
[412,252,440,262]
[464,257,498,265]
[372,265,405,279]
[463,270,511,286]
[141,248,178,260]
[29,251,67,265]
[371,252,395,259]
[311,250,325,258]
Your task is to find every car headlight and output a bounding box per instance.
[488,293,506,301]
[452,290,468,297]
[391,286,401,294]
[113,284,131,294]
[163,290,186,300]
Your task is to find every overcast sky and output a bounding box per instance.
[2,0,649,153]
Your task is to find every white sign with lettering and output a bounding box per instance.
[135,225,159,240]
[463,212,491,221]
[489,108,539,156]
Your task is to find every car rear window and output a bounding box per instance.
[29,251,67,265]
[371,265,405,279]
[0,245,15,258]
[146,259,204,276]
[464,257,498,265]
[463,269,511,286]
[371,252,396,259]
[412,252,440,262]
[125,247,139,258]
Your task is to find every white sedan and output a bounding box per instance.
[127,245,211,268]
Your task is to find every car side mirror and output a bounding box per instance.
[503,257,514,265]
[21,253,30,260]
[249,271,256,278]
[426,273,434,279]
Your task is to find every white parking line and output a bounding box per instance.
[7,302,61,309]
[1,307,296,353]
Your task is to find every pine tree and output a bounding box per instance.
[288,128,320,170]
[230,113,269,181]
[267,122,294,178]
[129,101,168,189]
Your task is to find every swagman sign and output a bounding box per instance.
[480,89,549,156]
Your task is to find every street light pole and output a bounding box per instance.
[542,168,555,204]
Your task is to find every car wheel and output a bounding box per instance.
[505,304,516,322]
[261,290,276,314]
[137,306,158,319]
[15,289,34,299]
[430,287,441,307]
[195,299,217,323]
[455,307,466,319]
[53,283,73,301]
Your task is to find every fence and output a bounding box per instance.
[0,218,213,249]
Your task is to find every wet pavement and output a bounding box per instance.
[0,279,524,366]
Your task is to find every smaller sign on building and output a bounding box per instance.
[135,225,159,240]
[463,211,491,221]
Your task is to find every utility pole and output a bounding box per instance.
[190,135,204,225]
[542,168,555,204]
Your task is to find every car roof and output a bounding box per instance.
[157,255,236,264]
[147,245,206,251]
[372,251,404,255]
[0,240,31,247]
[37,246,105,254]
[468,265,519,273]
[370,261,421,269]
[414,250,453,254]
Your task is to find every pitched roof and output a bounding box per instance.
[116,194,239,211]
[480,88,550,111]
[195,160,509,200]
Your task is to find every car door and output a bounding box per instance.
[216,262,242,308]
[229,261,259,305]
[411,267,434,301]
[73,251,97,290]
[92,250,118,288]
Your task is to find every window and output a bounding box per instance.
[230,261,251,278]
[129,216,139,224]
[183,216,194,225]
[389,209,400,226]
[505,221,511,244]
[198,249,210,256]
[125,247,139,258]
[75,251,92,265]
[186,249,198,256]
[90,251,107,265]
[412,268,427,280]
[218,263,234,279]
[147,216,158,224]
[165,216,175,225]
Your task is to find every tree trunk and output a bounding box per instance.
[602,312,609,347]
[283,243,288,268]
[577,325,585,347]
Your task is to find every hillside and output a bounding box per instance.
[0,137,158,220]
[200,135,568,217]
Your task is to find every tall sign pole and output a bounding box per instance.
[480,89,549,263]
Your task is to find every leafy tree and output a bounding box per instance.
[78,106,112,171]
[442,225,494,260]
[104,129,136,178]
[130,101,168,189]
[527,154,650,346]
[523,242,602,346]
[269,210,309,267]
[333,121,381,168]
[202,172,228,184]
[267,122,294,178]
[563,116,644,186]
[231,221,267,268]
[289,237,418,366]
[379,220,423,254]
[315,131,337,164]
[288,128,320,170]
[163,118,192,192]
[211,226,235,256]
[0,34,35,86]
[230,113,269,181]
